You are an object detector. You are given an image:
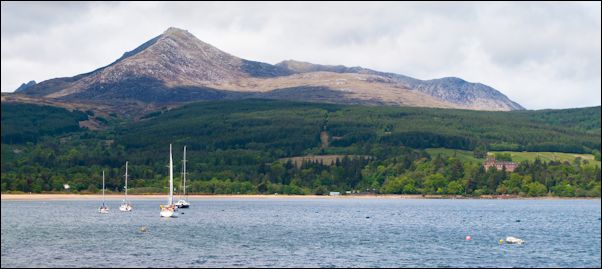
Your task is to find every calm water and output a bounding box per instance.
[1,198,600,268]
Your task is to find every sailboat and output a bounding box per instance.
[119,161,133,212]
[175,146,190,209]
[99,170,109,214]
[160,144,177,218]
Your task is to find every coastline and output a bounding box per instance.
[1,193,599,201]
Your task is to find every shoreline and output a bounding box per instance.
[1,193,599,201]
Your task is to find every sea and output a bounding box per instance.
[1,198,600,267]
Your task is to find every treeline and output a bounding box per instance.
[1,144,600,197]
[1,100,601,197]
[379,153,600,197]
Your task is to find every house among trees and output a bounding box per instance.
[483,156,518,172]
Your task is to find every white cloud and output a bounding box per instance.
[1,1,600,109]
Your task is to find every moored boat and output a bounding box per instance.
[99,170,109,214]
[175,146,190,209]
[119,161,133,212]
[160,144,177,218]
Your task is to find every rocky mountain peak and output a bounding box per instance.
[14,27,524,111]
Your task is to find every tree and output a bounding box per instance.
[526,182,547,197]
[446,181,463,195]
[473,143,488,159]
[87,184,98,193]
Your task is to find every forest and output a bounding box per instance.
[1,99,600,196]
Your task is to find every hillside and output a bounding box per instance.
[13,27,523,111]
[1,100,599,196]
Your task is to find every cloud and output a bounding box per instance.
[1,1,600,109]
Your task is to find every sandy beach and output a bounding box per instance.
[0,194,420,201]
[1,193,598,201]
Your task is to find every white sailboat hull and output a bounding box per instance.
[119,204,132,212]
[160,206,176,217]
[160,210,174,218]
[99,207,109,214]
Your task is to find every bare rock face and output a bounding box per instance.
[14,80,36,93]
[275,60,523,110]
[18,27,523,111]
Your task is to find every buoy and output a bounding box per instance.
[465,235,472,241]
[139,226,148,233]
[499,239,504,244]
[515,219,521,222]
[366,216,370,219]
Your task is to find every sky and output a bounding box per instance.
[1,1,600,109]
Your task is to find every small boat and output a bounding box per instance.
[174,199,190,209]
[160,144,177,218]
[505,236,525,244]
[175,146,190,209]
[99,170,109,214]
[119,161,133,212]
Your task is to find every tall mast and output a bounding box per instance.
[169,144,173,205]
[124,161,128,202]
[102,170,105,206]
[183,146,187,198]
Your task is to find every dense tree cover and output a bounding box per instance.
[379,154,600,197]
[517,106,601,135]
[1,100,600,197]
[1,103,88,144]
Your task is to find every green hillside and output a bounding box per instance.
[1,100,600,196]
[1,103,88,144]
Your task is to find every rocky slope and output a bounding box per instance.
[15,27,523,111]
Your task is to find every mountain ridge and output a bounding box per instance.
[16,27,524,111]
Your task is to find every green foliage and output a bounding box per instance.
[95,117,108,124]
[1,100,600,197]
[1,103,87,144]
[494,152,512,162]
[473,143,488,159]
[525,182,548,197]
[552,182,575,197]
[519,106,601,135]
[446,181,464,195]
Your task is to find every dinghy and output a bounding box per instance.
[505,236,525,244]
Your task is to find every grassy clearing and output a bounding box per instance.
[426,148,601,167]
[425,148,480,163]
[491,151,600,166]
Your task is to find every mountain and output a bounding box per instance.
[275,60,524,110]
[15,27,523,111]
[14,80,36,93]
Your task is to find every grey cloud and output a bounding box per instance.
[1,2,97,37]
[1,2,600,109]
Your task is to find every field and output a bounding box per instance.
[492,151,600,166]
[426,148,601,167]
